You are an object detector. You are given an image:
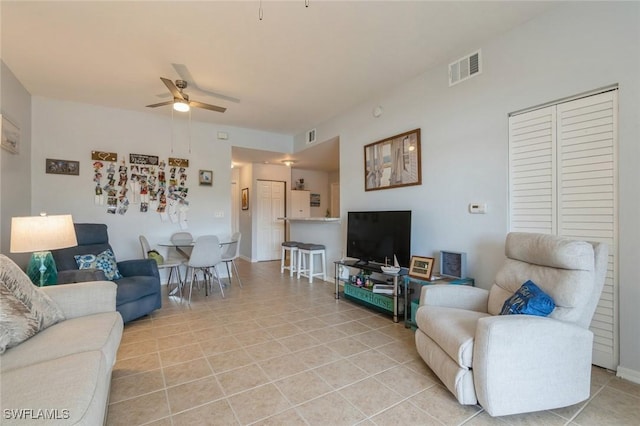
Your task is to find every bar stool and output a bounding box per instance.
[297,243,326,283]
[281,241,301,277]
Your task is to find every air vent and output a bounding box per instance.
[449,49,481,86]
[306,128,316,144]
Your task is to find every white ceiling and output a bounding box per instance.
[1,1,558,167]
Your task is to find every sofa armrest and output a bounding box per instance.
[473,315,593,416]
[57,268,106,284]
[117,258,160,279]
[420,285,489,312]
[41,281,117,319]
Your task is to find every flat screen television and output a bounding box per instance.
[346,210,411,267]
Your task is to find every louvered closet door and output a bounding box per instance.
[557,90,618,369]
[509,105,557,234]
[509,90,618,370]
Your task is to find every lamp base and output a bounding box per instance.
[26,251,58,286]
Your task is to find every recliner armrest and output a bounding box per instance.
[57,268,106,284]
[419,285,489,312]
[117,259,160,279]
[41,281,118,319]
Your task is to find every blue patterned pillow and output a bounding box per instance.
[74,249,122,280]
[500,280,555,317]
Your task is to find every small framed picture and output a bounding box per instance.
[241,187,249,210]
[199,169,213,186]
[409,255,435,280]
[1,114,20,154]
[46,158,80,175]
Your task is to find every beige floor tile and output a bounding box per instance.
[296,392,366,426]
[166,375,225,414]
[608,376,640,398]
[370,400,441,426]
[376,341,422,364]
[171,398,239,426]
[573,386,640,425]
[228,383,292,424]
[348,349,398,375]
[107,390,170,426]
[339,377,404,417]
[409,384,482,425]
[207,348,254,373]
[117,338,159,361]
[258,352,309,380]
[113,352,162,379]
[199,335,241,356]
[274,370,333,405]
[314,359,370,389]
[296,317,330,331]
[159,342,205,367]
[307,326,348,343]
[329,336,372,358]
[278,332,321,352]
[460,411,508,425]
[296,344,343,369]
[216,363,270,395]
[191,324,229,341]
[264,323,305,339]
[251,408,308,426]
[353,329,397,348]
[120,328,154,345]
[233,329,273,346]
[156,330,197,351]
[109,369,165,404]
[496,410,567,425]
[375,365,436,398]
[162,357,213,387]
[243,340,290,361]
[338,320,373,335]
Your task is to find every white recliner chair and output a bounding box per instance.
[414,232,608,416]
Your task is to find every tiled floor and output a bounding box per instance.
[107,260,640,425]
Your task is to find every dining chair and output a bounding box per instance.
[170,231,194,258]
[139,235,184,296]
[186,235,225,304]
[221,232,243,288]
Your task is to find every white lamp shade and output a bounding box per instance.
[10,214,78,253]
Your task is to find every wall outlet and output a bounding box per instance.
[214,211,224,218]
[469,203,487,214]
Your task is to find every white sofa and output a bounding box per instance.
[414,232,608,416]
[0,262,123,425]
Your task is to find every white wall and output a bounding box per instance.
[295,3,640,377]
[30,97,292,262]
[0,62,32,266]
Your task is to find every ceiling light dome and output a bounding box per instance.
[173,100,190,112]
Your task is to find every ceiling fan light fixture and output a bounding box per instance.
[281,160,297,167]
[173,100,190,112]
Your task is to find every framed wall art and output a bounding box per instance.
[46,158,80,176]
[199,170,213,186]
[1,114,20,154]
[409,255,434,280]
[241,188,249,210]
[364,128,421,191]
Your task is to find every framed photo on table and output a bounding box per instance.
[409,255,434,280]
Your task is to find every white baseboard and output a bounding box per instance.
[616,366,640,384]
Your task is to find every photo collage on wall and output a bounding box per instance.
[91,152,189,220]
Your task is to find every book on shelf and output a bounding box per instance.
[372,284,394,295]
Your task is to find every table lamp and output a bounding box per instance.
[10,213,78,286]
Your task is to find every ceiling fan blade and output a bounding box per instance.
[161,77,184,100]
[146,100,174,108]
[189,100,226,113]
[172,63,241,104]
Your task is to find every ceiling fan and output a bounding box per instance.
[146,77,226,113]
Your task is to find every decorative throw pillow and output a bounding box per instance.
[500,280,555,317]
[0,254,65,354]
[74,249,123,280]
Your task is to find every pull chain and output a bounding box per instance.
[259,0,263,20]
[305,0,310,7]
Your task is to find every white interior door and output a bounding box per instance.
[256,180,285,261]
[231,181,239,234]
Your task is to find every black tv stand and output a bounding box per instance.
[354,259,369,266]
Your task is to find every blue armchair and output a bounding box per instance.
[51,223,161,323]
